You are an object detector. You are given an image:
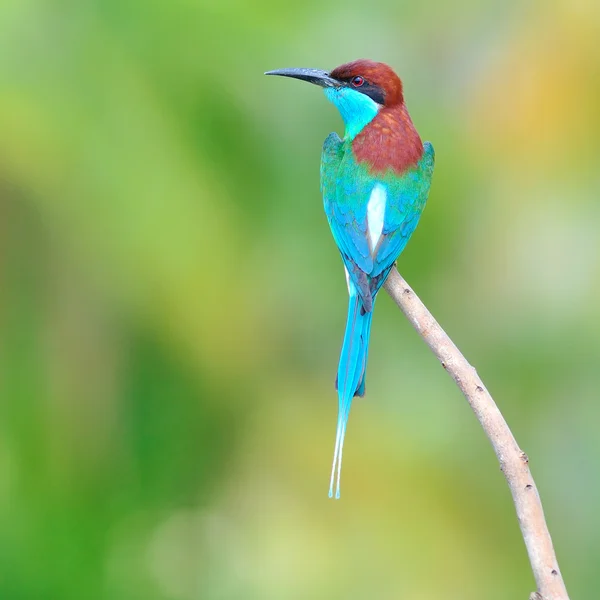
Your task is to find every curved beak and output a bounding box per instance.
[264,68,340,88]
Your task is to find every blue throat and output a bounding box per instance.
[324,87,379,141]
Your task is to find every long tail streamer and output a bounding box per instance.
[329,292,374,499]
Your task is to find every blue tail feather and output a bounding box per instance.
[329,292,374,499]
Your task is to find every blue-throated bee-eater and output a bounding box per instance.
[266,60,434,498]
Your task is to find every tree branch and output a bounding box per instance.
[383,267,570,600]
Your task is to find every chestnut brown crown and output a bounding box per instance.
[330,59,404,107]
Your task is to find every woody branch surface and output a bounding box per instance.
[383,267,569,600]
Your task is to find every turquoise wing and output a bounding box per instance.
[372,141,435,282]
[321,133,368,273]
[321,134,377,307]
[321,137,435,307]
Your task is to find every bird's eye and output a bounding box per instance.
[351,76,365,87]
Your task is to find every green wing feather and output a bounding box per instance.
[321,135,434,308]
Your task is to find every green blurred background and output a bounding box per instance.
[1,0,599,598]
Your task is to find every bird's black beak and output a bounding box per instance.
[264,68,340,88]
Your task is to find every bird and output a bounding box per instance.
[265,60,434,498]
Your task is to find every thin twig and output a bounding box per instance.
[383,267,569,600]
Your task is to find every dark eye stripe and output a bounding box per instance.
[361,86,385,105]
[341,76,386,104]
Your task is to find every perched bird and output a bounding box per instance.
[266,60,434,498]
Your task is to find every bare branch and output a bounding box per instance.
[384,267,569,600]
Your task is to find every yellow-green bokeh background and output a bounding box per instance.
[1,1,599,598]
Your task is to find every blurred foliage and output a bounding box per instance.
[1,0,599,598]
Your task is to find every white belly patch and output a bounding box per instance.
[366,183,386,253]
